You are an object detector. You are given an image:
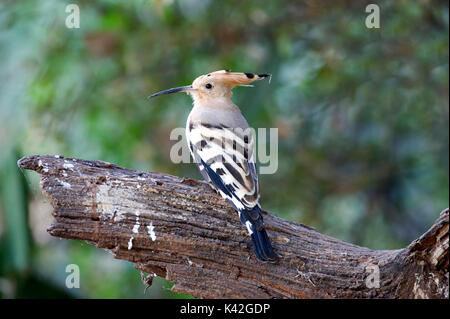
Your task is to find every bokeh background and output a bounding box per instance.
[0,0,448,298]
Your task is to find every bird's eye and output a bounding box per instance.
[205,83,212,89]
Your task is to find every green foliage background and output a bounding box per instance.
[0,0,448,298]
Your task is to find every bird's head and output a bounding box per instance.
[148,70,270,102]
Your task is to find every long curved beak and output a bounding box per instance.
[147,85,194,99]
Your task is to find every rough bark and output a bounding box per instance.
[18,155,449,299]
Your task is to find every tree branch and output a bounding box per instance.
[18,155,449,299]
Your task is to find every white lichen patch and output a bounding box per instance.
[114,213,125,222]
[62,170,68,177]
[54,155,62,158]
[38,159,50,173]
[95,183,149,218]
[56,178,71,189]
[133,212,141,234]
[128,237,134,250]
[94,184,116,219]
[63,161,74,170]
[147,222,156,241]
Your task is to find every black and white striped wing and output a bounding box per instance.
[187,123,260,212]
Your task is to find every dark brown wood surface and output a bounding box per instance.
[18,155,449,299]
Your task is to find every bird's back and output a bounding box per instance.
[186,102,260,210]
[186,102,277,261]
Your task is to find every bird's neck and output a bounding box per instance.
[192,94,236,111]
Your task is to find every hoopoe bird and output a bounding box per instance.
[148,70,276,261]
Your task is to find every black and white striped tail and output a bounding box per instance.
[240,206,277,261]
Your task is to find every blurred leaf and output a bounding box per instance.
[0,147,30,273]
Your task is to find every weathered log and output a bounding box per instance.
[18,155,449,299]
